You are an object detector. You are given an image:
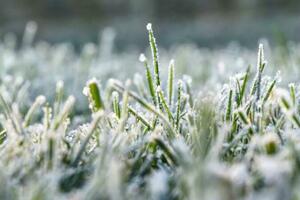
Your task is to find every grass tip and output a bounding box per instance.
[156,85,162,92]
[139,53,147,62]
[36,95,46,105]
[56,80,64,90]
[83,78,99,96]
[289,83,295,88]
[169,59,175,66]
[67,95,76,104]
[146,23,152,31]
[87,77,99,85]
[177,80,183,87]
[125,79,131,87]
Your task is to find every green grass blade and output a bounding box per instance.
[83,79,105,112]
[263,79,276,104]
[139,54,157,106]
[128,106,152,130]
[225,89,233,122]
[146,23,161,87]
[168,59,175,106]
[175,80,183,130]
[157,86,174,123]
[112,91,121,119]
[237,66,250,106]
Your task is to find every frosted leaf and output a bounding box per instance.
[15,76,23,85]
[83,78,100,96]
[64,96,75,111]
[258,43,264,60]
[289,83,295,88]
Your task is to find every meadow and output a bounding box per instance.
[1,22,300,200]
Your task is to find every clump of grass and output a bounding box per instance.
[105,24,192,138]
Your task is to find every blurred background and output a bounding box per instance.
[0,0,300,49]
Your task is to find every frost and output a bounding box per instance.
[36,95,46,105]
[139,54,146,62]
[146,23,152,31]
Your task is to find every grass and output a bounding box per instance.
[1,23,300,199]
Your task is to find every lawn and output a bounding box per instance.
[0,23,300,200]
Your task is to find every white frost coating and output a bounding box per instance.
[67,95,75,105]
[36,95,46,105]
[275,70,282,83]
[182,93,189,101]
[84,43,97,55]
[55,95,76,123]
[139,54,146,62]
[289,83,295,88]
[169,59,175,66]
[275,88,289,100]
[230,164,249,187]
[112,91,119,98]
[87,77,98,85]
[26,21,38,34]
[82,78,99,96]
[134,73,143,85]
[261,133,279,146]
[62,96,75,114]
[257,43,265,66]
[82,86,89,96]
[183,75,192,85]
[149,170,168,196]
[146,23,152,31]
[156,85,162,93]
[15,76,23,85]
[56,80,64,91]
[177,80,183,87]
[255,156,292,183]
